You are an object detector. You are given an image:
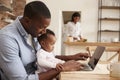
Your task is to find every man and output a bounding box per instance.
[0,1,89,80]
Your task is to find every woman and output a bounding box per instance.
[65,12,82,41]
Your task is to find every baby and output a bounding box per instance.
[36,29,65,73]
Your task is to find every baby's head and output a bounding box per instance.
[37,29,56,52]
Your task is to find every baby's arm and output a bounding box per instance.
[37,56,57,69]
[37,50,65,69]
[56,63,64,71]
[36,50,57,68]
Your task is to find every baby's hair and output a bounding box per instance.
[37,29,55,42]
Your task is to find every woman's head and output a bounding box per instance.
[71,12,80,23]
[37,29,56,52]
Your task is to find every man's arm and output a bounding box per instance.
[38,69,60,80]
[56,53,89,61]
[0,35,29,80]
[55,55,75,61]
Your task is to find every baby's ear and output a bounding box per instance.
[40,41,45,46]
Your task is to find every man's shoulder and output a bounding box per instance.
[0,23,19,37]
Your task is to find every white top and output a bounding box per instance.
[65,21,82,40]
[36,49,65,73]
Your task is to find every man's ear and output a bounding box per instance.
[24,17,31,24]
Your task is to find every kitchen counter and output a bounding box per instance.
[64,42,120,47]
[63,42,120,61]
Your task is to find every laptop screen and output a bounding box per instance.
[88,46,105,69]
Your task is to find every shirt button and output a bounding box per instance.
[32,50,35,53]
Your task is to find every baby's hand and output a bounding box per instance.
[56,63,64,71]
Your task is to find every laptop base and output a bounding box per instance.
[81,63,93,71]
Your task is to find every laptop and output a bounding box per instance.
[81,46,105,71]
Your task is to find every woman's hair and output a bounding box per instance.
[37,29,55,42]
[23,1,51,19]
[71,12,80,21]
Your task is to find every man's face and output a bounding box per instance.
[28,17,51,37]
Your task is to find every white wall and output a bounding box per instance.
[27,0,98,55]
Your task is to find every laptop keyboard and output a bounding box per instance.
[81,64,93,71]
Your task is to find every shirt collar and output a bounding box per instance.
[14,16,41,50]
[15,16,29,38]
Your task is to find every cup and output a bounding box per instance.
[111,38,119,42]
[67,36,73,42]
[107,62,120,78]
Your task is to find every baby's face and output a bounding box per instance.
[41,34,56,52]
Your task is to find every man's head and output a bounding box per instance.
[37,29,56,52]
[21,1,51,37]
[71,12,80,23]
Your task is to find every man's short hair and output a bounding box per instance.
[37,29,55,42]
[24,1,51,19]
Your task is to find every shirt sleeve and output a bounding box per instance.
[78,22,82,37]
[0,34,39,80]
[37,50,57,68]
[65,23,71,36]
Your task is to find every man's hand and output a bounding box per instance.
[56,53,90,61]
[72,53,90,60]
[62,60,84,71]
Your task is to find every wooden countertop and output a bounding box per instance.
[60,73,120,80]
[59,63,120,80]
[64,42,120,47]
